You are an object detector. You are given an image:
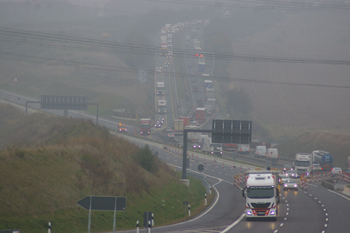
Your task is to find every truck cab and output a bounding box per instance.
[210,143,223,156]
[242,171,280,221]
[118,123,127,132]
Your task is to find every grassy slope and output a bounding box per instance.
[0,104,213,233]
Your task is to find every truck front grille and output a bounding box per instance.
[251,203,270,208]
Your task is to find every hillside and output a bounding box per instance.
[277,131,350,169]
[0,104,209,233]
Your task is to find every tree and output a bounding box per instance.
[133,144,158,174]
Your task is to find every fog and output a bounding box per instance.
[0,0,349,139]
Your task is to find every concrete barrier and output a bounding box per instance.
[343,186,350,196]
[322,179,335,190]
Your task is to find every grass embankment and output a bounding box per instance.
[0,103,214,233]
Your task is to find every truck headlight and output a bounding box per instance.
[246,211,252,215]
[270,210,275,215]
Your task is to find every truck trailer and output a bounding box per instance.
[174,119,184,135]
[312,150,333,171]
[157,100,167,114]
[140,118,151,135]
[195,107,206,123]
[156,82,165,96]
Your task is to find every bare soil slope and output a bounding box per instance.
[278,131,350,169]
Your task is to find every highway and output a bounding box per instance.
[1,88,350,232]
[1,22,350,233]
[110,134,350,233]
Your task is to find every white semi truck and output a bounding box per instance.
[156,82,165,96]
[157,100,167,114]
[200,136,223,156]
[242,171,280,221]
[294,153,312,177]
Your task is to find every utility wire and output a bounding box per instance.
[0,27,349,65]
[1,51,349,89]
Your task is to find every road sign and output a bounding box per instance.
[41,95,88,110]
[212,120,252,144]
[77,196,126,211]
[198,164,204,172]
[143,212,153,228]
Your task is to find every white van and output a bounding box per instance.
[266,148,278,161]
[237,144,250,155]
[255,146,266,158]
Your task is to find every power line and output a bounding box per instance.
[146,0,350,12]
[0,27,349,66]
[1,51,349,89]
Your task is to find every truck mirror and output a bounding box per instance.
[242,190,245,198]
[276,188,279,197]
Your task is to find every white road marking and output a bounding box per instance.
[220,213,246,233]
[328,189,350,201]
[280,223,284,227]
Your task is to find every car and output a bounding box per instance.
[285,170,298,178]
[312,163,322,171]
[157,116,164,124]
[190,120,199,126]
[192,144,201,149]
[283,179,298,191]
[154,121,161,128]
[164,63,169,68]
[156,67,161,73]
[283,163,293,171]
[167,132,174,138]
[165,127,173,133]
[279,174,290,184]
[331,167,342,175]
[192,84,199,92]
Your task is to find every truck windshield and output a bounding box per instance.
[247,186,274,198]
[294,161,310,166]
[210,143,221,148]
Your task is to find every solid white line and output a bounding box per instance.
[328,189,350,201]
[220,213,246,233]
[308,183,317,187]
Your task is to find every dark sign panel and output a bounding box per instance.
[212,120,252,144]
[77,196,126,211]
[41,95,88,110]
